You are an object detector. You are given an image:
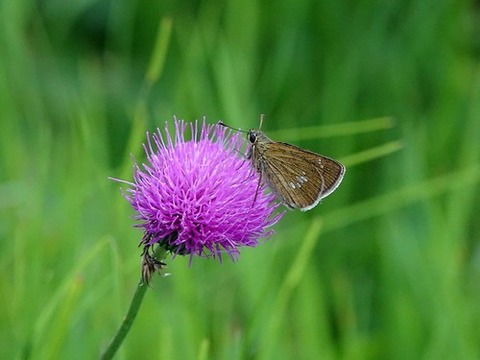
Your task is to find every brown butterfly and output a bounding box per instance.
[221,117,345,211]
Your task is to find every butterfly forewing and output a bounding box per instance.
[252,134,345,211]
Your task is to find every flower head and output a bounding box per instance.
[115,118,284,266]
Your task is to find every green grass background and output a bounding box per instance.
[1,0,480,359]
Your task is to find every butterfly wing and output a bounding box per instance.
[259,142,345,211]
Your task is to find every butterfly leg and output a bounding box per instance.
[252,170,262,207]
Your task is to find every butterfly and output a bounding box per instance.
[221,117,345,211]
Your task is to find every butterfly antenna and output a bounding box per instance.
[217,121,246,133]
[259,114,265,130]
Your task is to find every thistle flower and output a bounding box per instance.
[114,118,284,280]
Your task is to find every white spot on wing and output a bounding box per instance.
[297,175,308,183]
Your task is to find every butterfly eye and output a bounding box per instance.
[248,132,256,143]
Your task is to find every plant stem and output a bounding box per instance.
[101,248,166,359]
[101,277,147,359]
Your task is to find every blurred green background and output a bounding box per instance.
[1,0,480,359]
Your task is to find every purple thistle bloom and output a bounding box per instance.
[115,118,284,265]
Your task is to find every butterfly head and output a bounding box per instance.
[247,129,271,146]
[247,129,258,144]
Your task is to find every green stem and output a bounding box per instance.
[101,248,166,359]
[101,277,147,360]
